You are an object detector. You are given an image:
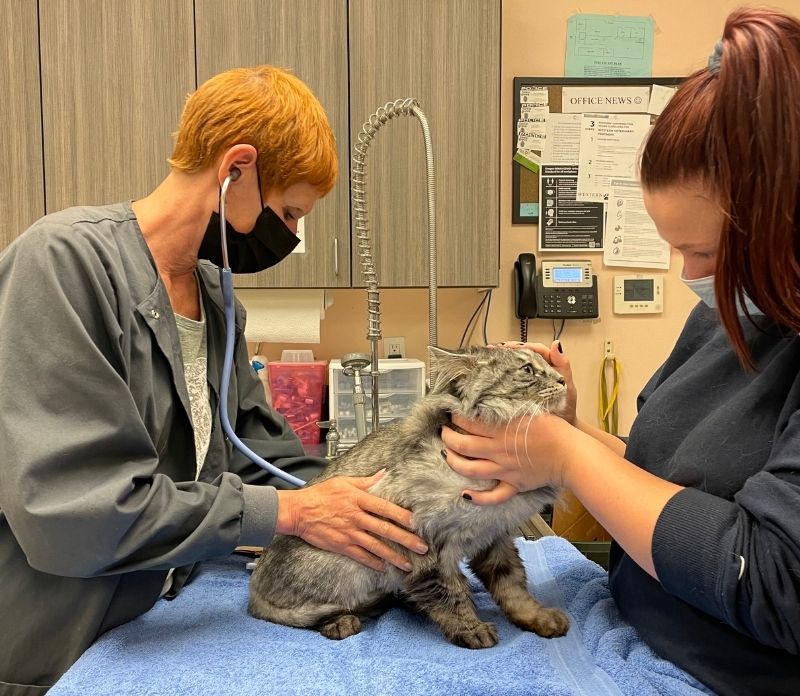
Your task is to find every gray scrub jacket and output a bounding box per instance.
[0,203,326,695]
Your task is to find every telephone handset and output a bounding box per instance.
[514,253,537,319]
[535,260,599,319]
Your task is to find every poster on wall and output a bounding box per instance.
[565,14,654,78]
[511,77,684,225]
[604,178,670,269]
[576,112,651,202]
[538,164,605,251]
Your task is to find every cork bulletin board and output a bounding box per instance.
[511,76,683,225]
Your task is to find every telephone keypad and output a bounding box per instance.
[535,285,598,319]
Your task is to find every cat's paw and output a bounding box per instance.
[448,621,499,649]
[319,614,362,640]
[526,607,570,638]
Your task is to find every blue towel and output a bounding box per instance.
[48,537,715,696]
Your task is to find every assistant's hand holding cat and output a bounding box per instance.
[442,412,581,505]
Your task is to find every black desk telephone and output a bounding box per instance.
[515,253,599,322]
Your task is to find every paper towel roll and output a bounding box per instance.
[237,289,332,343]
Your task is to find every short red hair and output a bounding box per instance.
[641,7,800,368]
[169,66,337,197]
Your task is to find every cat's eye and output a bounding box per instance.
[521,364,534,374]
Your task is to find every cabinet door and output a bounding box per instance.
[349,0,500,287]
[39,0,195,212]
[1,0,44,250]
[195,0,351,289]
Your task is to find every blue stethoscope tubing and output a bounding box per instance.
[216,172,307,488]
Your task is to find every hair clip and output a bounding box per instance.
[708,40,724,74]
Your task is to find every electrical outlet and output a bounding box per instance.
[385,336,406,359]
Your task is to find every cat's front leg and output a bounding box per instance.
[469,536,569,639]
[400,566,498,648]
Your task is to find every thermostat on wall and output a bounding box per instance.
[613,274,663,314]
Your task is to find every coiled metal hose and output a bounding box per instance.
[352,98,438,431]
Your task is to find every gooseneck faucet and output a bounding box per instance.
[351,98,438,434]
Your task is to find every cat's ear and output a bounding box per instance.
[428,346,478,393]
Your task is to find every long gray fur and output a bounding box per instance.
[248,346,570,648]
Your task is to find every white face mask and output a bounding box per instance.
[681,273,763,315]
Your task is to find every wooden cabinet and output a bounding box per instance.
[349,0,500,288]
[4,0,500,289]
[1,1,44,250]
[195,0,351,289]
[39,0,195,212]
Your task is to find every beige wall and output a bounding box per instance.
[254,0,800,435]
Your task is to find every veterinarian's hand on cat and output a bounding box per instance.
[276,472,428,572]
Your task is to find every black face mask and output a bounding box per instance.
[198,174,301,273]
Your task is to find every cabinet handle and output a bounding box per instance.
[334,237,339,276]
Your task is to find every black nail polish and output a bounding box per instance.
[441,449,447,459]
[557,341,563,353]
[462,493,473,501]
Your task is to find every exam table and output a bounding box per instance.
[48,536,714,696]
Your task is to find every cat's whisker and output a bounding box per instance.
[522,413,534,469]
[513,417,525,472]
[506,403,530,461]
[503,419,514,461]
[509,401,530,421]
[506,402,530,468]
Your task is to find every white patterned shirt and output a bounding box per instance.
[175,302,212,479]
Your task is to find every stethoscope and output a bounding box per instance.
[216,169,306,488]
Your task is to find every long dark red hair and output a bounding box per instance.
[641,7,800,368]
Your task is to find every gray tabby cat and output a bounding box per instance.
[248,345,570,648]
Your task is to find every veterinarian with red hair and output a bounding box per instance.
[443,8,800,696]
[0,66,426,695]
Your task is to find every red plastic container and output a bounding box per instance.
[267,361,327,444]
